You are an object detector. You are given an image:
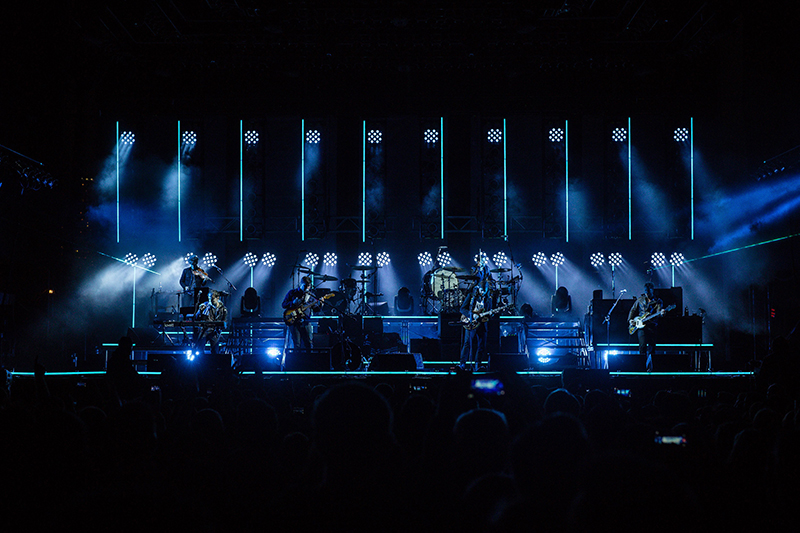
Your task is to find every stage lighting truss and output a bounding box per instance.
[612,127,627,142]
[548,128,564,143]
[184,252,196,266]
[323,252,337,267]
[119,131,135,145]
[304,252,319,269]
[244,252,258,268]
[673,128,689,142]
[367,129,383,144]
[124,253,138,266]
[651,252,667,267]
[418,252,433,267]
[590,252,605,268]
[142,253,157,269]
[423,129,439,145]
[203,252,217,268]
[262,252,277,268]
[670,252,685,266]
[474,251,489,266]
[306,130,321,144]
[487,128,503,144]
[550,252,565,266]
[244,130,259,145]
[377,252,391,267]
[609,253,623,267]
[437,251,452,266]
[358,252,373,266]
[493,252,508,266]
[532,252,547,267]
[182,131,197,146]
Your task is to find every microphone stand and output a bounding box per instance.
[603,290,627,369]
[213,265,237,293]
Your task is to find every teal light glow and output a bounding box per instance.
[301,119,305,241]
[177,120,182,243]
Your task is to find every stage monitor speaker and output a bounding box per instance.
[561,368,610,393]
[127,326,160,346]
[284,348,332,371]
[488,353,529,373]
[370,353,421,371]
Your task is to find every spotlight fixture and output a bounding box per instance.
[323,252,337,267]
[124,253,138,266]
[243,252,258,268]
[244,130,259,145]
[670,252,685,266]
[119,131,135,145]
[532,252,547,267]
[487,128,503,144]
[590,252,605,267]
[142,253,157,268]
[550,252,565,266]
[493,252,508,266]
[377,252,391,267]
[673,128,689,142]
[651,252,667,267]
[203,252,217,268]
[609,252,623,267]
[306,130,321,144]
[182,131,197,145]
[357,252,373,266]
[423,129,439,144]
[548,128,564,143]
[474,251,489,266]
[437,250,452,266]
[262,252,276,267]
[418,252,433,267]
[612,127,627,142]
[367,130,383,144]
[536,348,553,364]
[304,252,319,268]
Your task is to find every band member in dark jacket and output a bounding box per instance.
[628,282,663,372]
[459,262,493,370]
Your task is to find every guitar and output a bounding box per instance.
[462,304,511,330]
[628,304,676,335]
[283,293,334,325]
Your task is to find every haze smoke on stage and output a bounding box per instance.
[422,185,439,215]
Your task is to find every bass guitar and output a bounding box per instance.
[628,304,675,335]
[462,304,511,330]
[283,293,334,325]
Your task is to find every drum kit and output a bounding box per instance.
[421,265,521,315]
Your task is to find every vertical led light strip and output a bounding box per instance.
[628,117,632,240]
[565,119,569,243]
[301,119,306,242]
[240,120,244,242]
[132,269,136,329]
[690,117,695,240]
[177,120,182,243]
[362,120,366,243]
[116,121,120,243]
[503,118,508,237]
[440,117,445,240]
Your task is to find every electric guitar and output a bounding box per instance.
[628,304,675,335]
[462,304,511,330]
[283,293,334,325]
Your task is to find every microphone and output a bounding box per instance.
[620,289,627,293]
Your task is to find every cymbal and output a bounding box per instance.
[490,268,511,273]
[316,275,338,282]
[351,265,377,271]
[433,270,456,278]
[442,266,465,272]
[365,292,383,298]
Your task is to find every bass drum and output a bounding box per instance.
[331,341,362,371]
[430,268,457,299]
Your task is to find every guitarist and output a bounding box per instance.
[459,261,493,371]
[627,282,663,372]
[282,276,320,354]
